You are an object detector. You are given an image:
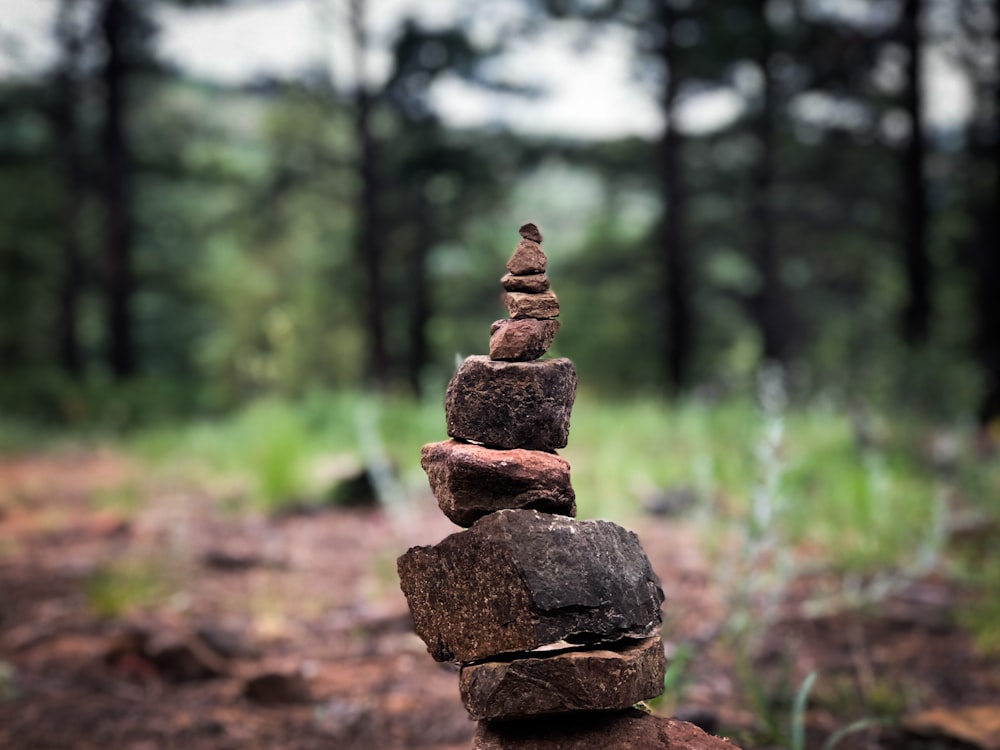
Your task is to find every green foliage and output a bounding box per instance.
[84,560,169,619]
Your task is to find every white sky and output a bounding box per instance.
[0,0,972,138]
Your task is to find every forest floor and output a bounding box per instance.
[1,449,998,750]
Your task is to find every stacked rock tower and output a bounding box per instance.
[398,224,729,748]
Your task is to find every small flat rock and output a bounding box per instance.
[505,291,560,320]
[501,273,550,293]
[490,318,560,362]
[472,708,740,750]
[900,706,1000,750]
[421,439,575,527]
[397,509,664,663]
[243,671,313,705]
[507,239,547,275]
[445,356,576,451]
[519,222,543,244]
[460,636,667,720]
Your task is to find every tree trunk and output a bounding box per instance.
[100,0,135,378]
[750,1,790,366]
[406,191,432,395]
[900,0,931,345]
[350,0,389,390]
[657,2,693,393]
[975,0,1000,430]
[54,0,83,377]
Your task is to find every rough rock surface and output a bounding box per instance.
[507,239,547,275]
[501,272,550,293]
[460,636,667,720]
[421,440,575,527]
[489,318,560,362]
[445,356,577,451]
[396,509,664,663]
[519,222,543,244]
[472,709,739,750]
[505,291,560,320]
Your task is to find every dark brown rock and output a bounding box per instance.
[519,222,543,244]
[445,356,576,450]
[421,440,575,527]
[501,272,550,293]
[396,509,664,663]
[472,709,740,750]
[490,318,560,361]
[460,636,666,720]
[243,671,312,705]
[505,291,560,320]
[507,239,547,275]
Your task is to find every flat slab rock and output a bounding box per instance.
[460,636,666,721]
[472,708,740,750]
[421,440,575,527]
[445,356,577,451]
[505,291,560,320]
[397,509,664,663]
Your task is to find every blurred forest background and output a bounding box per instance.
[0,0,997,427]
[1,3,1000,747]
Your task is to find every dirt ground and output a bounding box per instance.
[0,450,997,750]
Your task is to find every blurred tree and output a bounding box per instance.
[899,0,931,345]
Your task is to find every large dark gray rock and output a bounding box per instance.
[460,636,666,720]
[421,440,575,527]
[472,709,739,750]
[396,510,664,663]
[445,356,577,451]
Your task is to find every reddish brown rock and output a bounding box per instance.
[472,709,740,750]
[519,222,543,244]
[505,291,560,320]
[397,509,664,663]
[421,440,575,527]
[445,355,576,451]
[490,318,560,362]
[501,272,550,293]
[507,239,547,275]
[460,636,666,720]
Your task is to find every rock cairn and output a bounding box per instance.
[397,224,736,749]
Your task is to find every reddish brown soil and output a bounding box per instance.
[0,451,996,750]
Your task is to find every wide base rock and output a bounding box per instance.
[460,636,667,721]
[421,440,575,527]
[445,356,577,451]
[397,509,663,663]
[472,709,739,750]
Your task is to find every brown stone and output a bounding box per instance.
[472,709,740,750]
[519,222,543,244]
[507,239,547,275]
[421,440,575,527]
[445,356,576,450]
[460,636,667,720]
[489,318,560,362]
[501,273,550,293]
[505,291,560,320]
[396,509,664,663]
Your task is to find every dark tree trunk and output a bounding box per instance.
[656,2,693,393]
[406,191,432,395]
[100,0,136,378]
[975,0,1000,429]
[900,0,932,345]
[350,0,389,389]
[54,0,83,377]
[750,1,790,366]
